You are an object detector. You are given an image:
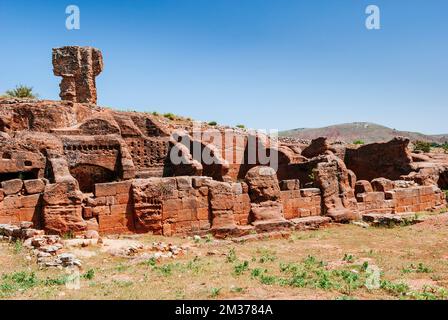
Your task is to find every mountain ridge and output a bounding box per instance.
[279,122,448,144]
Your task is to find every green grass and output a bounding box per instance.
[408,286,448,300]
[342,253,355,263]
[210,287,222,298]
[0,271,69,298]
[380,280,410,297]
[401,263,432,274]
[43,275,69,286]
[247,255,371,295]
[258,249,277,263]
[226,248,237,263]
[13,240,23,254]
[234,261,250,276]
[62,230,75,240]
[2,216,448,300]
[230,286,244,293]
[154,264,175,276]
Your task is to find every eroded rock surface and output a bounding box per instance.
[53,46,103,104]
[0,46,446,238]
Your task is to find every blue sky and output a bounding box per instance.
[0,0,447,133]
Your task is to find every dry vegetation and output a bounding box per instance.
[1,213,448,300]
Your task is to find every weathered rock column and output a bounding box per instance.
[52,46,103,104]
[313,155,359,222]
[245,166,291,231]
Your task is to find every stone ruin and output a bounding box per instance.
[0,46,447,238]
[52,46,103,104]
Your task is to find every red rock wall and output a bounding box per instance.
[345,137,414,181]
[356,185,445,214]
[88,181,134,234]
[0,179,46,227]
[281,188,322,220]
[2,174,444,236]
[79,176,323,236]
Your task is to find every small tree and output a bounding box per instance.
[442,143,448,154]
[414,141,431,153]
[5,85,37,98]
[208,121,217,126]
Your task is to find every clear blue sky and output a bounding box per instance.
[0,0,447,134]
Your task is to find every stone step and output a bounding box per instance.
[362,212,421,227]
[231,230,291,243]
[252,219,293,233]
[290,216,332,230]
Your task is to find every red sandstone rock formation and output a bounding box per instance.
[312,155,359,222]
[1,47,446,237]
[301,137,346,160]
[355,180,373,194]
[245,166,290,231]
[301,137,335,158]
[371,178,394,192]
[53,46,103,104]
[345,137,414,181]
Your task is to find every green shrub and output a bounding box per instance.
[380,280,409,296]
[44,275,69,286]
[353,140,365,145]
[208,121,217,126]
[163,113,176,120]
[259,274,277,285]
[250,268,263,278]
[342,253,355,263]
[234,261,249,275]
[442,143,448,153]
[5,85,37,98]
[82,269,96,280]
[236,124,245,129]
[414,141,431,153]
[142,258,156,267]
[155,264,174,276]
[402,263,432,274]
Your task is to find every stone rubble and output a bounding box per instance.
[0,222,82,268]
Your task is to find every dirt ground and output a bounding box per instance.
[1,213,448,300]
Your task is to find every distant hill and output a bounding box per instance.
[279,122,448,144]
